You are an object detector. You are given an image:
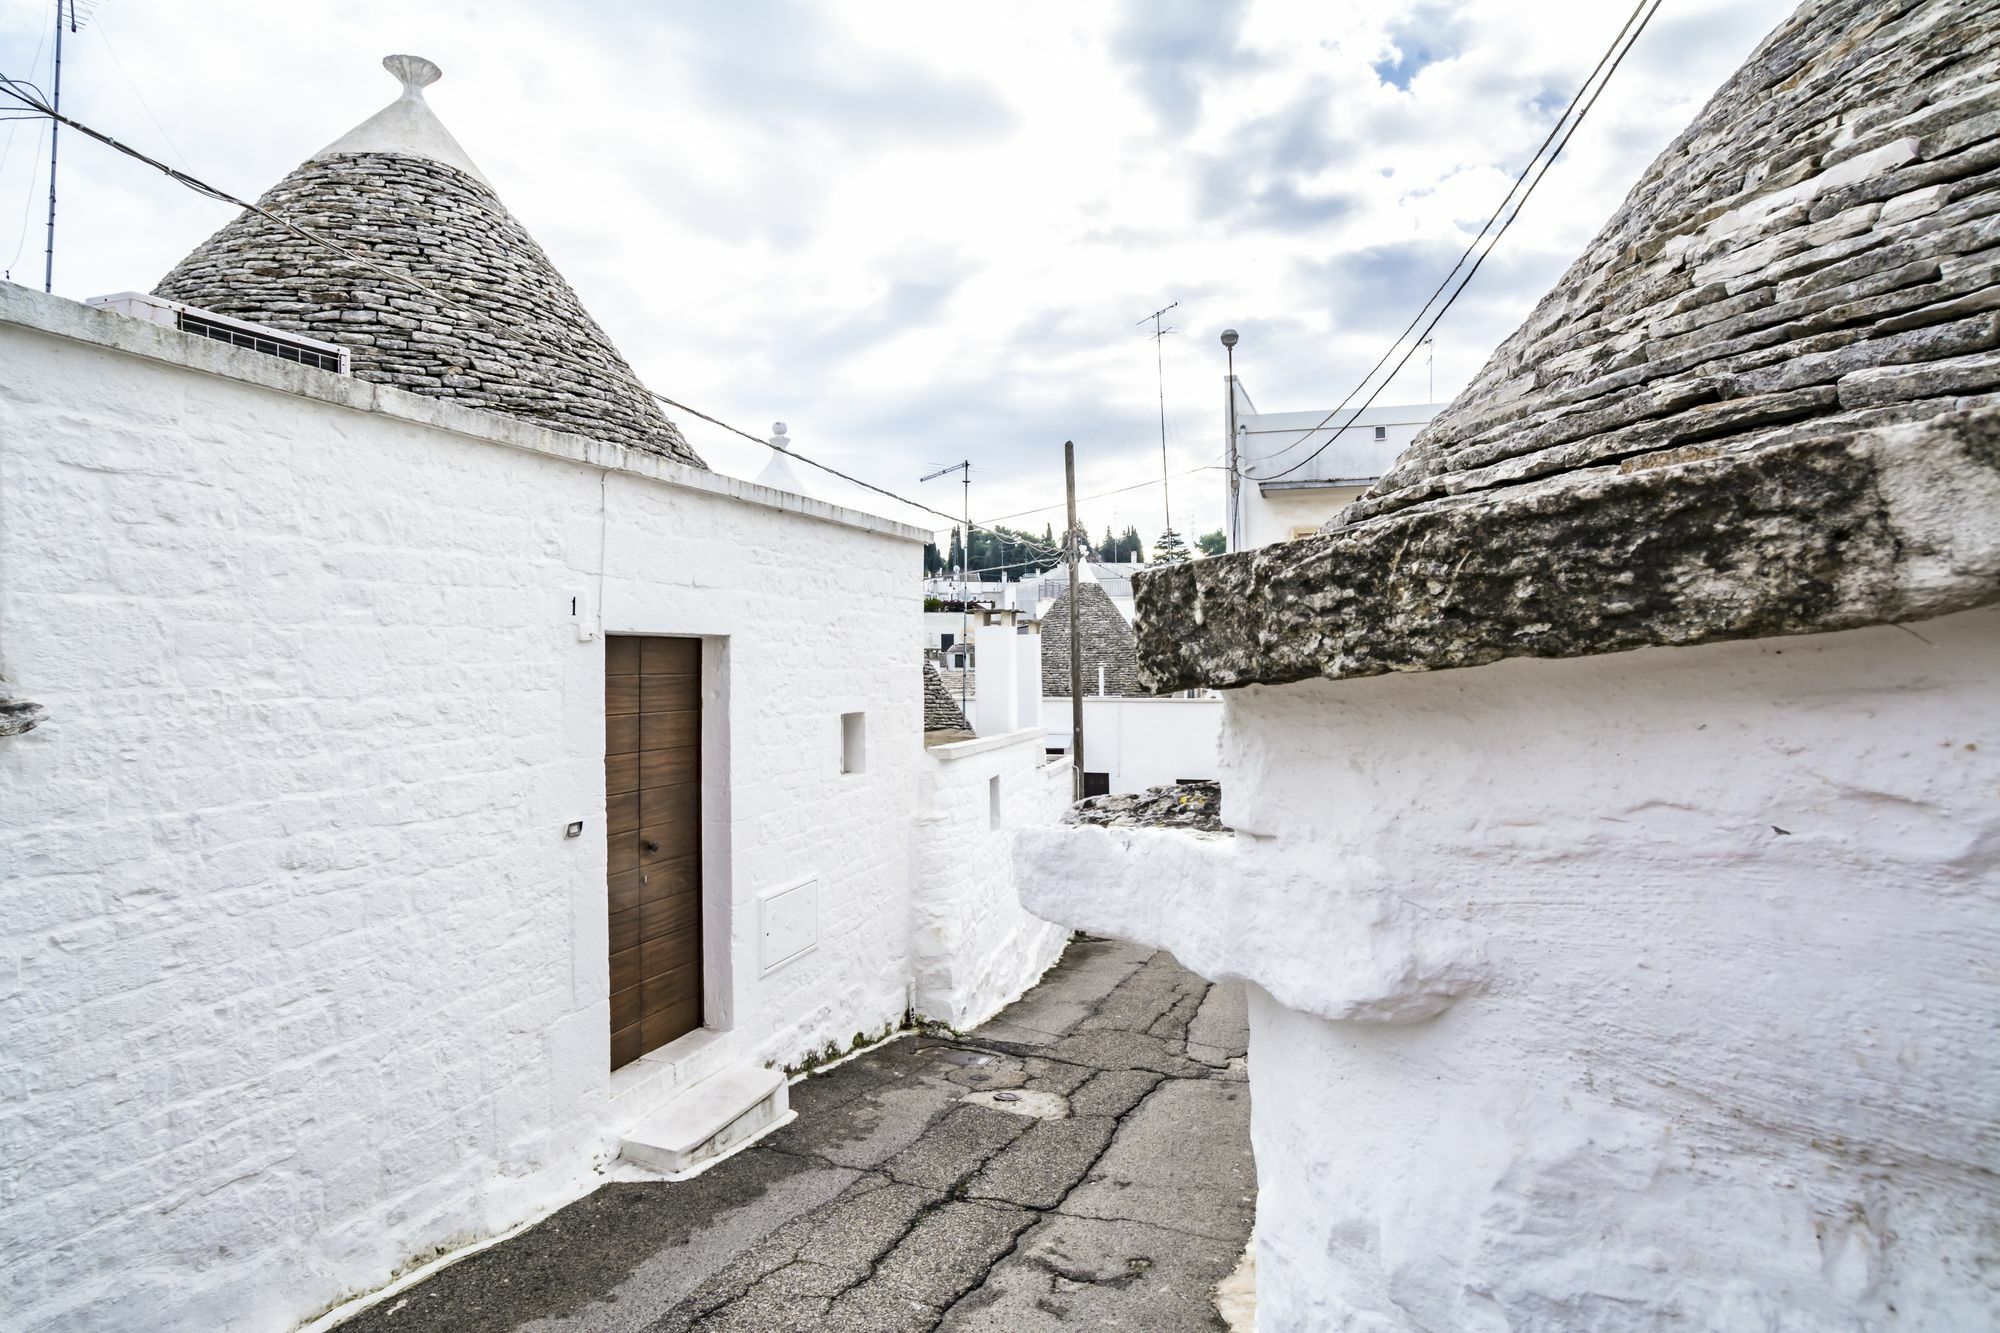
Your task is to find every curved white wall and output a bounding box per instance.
[1019,608,2000,1330]
[912,730,1071,1029]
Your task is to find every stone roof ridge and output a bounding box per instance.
[315,55,491,186]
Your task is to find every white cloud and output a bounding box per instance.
[0,0,1795,549]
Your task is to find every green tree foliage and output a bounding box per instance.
[941,523,1061,582]
[1152,526,1191,565]
[1117,526,1144,562]
[1196,529,1226,556]
[923,541,944,576]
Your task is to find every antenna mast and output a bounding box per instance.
[920,461,973,717]
[43,0,77,294]
[1137,301,1179,549]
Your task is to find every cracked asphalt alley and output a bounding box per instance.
[335,939,1254,1332]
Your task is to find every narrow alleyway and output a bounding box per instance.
[337,941,1253,1332]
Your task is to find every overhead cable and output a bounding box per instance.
[0,75,1071,548]
[976,462,1225,528]
[1248,0,1661,482]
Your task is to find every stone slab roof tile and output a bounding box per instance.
[1134,0,2000,691]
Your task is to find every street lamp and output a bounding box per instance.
[1221,329,1240,553]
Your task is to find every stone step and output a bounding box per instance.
[618,1063,788,1175]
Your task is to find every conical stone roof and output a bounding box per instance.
[1042,577,1146,697]
[1338,0,2000,529]
[923,661,973,736]
[154,55,701,465]
[1132,0,2000,691]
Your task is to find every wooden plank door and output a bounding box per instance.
[606,636,703,1070]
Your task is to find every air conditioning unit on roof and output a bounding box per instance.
[86,291,350,375]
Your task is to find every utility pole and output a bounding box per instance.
[1137,301,1179,550]
[44,0,75,294]
[1064,441,1084,801]
[1423,336,1436,402]
[920,461,973,717]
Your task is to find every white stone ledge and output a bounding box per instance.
[0,283,929,545]
[922,725,1047,763]
[1012,825,1488,1025]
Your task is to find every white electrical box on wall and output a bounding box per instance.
[760,876,819,975]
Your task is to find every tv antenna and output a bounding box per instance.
[1137,301,1179,545]
[42,0,97,293]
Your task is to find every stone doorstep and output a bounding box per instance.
[618,1063,789,1175]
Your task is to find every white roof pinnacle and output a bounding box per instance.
[313,54,492,187]
[753,423,812,496]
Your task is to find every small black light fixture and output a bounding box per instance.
[565,820,584,838]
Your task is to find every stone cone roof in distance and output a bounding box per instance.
[153,54,701,466]
[1042,579,1146,697]
[1133,0,2000,692]
[924,661,973,736]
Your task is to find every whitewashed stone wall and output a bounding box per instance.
[0,288,926,1333]
[911,730,1071,1030]
[1018,608,2000,1330]
[1078,695,1221,794]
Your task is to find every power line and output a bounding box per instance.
[1,11,53,281]
[0,76,1060,550]
[976,462,1224,528]
[0,81,1226,558]
[0,7,51,178]
[932,543,1142,583]
[931,554,1062,579]
[90,15,193,173]
[1246,0,1659,480]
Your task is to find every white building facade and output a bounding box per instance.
[1076,694,1221,795]
[1225,379,1443,550]
[0,56,1071,1333]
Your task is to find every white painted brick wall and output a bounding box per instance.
[0,292,928,1333]
[910,731,1072,1029]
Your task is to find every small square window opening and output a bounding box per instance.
[841,712,866,774]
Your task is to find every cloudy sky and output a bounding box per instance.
[0,0,1793,554]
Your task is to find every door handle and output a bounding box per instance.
[642,840,660,855]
